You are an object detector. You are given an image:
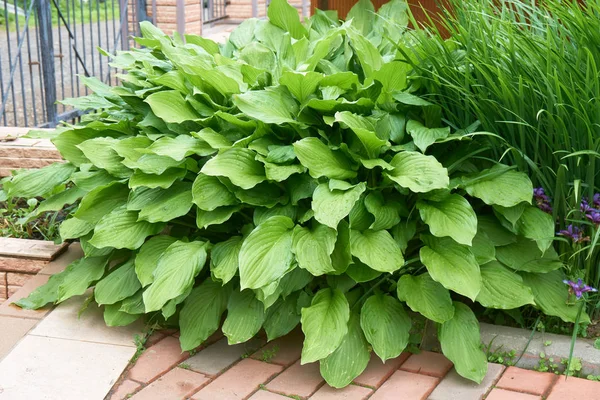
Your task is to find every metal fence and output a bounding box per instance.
[204,0,226,24]
[0,0,156,128]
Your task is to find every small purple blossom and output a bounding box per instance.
[580,198,594,213]
[533,187,553,214]
[563,279,598,299]
[558,224,590,243]
[593,193,600,208]
[586,210,600,226]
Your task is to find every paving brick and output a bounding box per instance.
[309,384,373,399]
[131,368,209,400]
[185,337,264,376]
[109,379,142,400]
[496,366,556,395]
[145,331,168,348]
[191,358,283,400]
[0,315,37,360]
[428,363,505,400]
[128,336,188,383]
[0,273,52,320]
[485,388,542,400]
[400,351,454,378]
[248,390,291,400]
[353,353,410,388]
[547,375,600,400]
[266,360,324,398]
[370,370,439,400]
[251,329,303,366]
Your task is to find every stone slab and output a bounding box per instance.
[38,243,83,275]
[0,335,135,400]
[0,273,52,320]
[0,238,69,261]
[30,295,142,347]
[0,315,38,361]
[428,363,505,400]
[185,337,264,376]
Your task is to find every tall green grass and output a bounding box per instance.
[405,0,600,304]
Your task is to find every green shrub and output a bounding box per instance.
[0,0,586,387]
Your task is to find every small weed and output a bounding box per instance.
[594,338,600,350]
[483,341,516,367]
[544,340,552,347]
[179,363,191,370]
[261,345,280,363]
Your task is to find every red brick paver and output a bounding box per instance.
[486,388,542,400]
[108,379,142,400]
[370,370,439,400]
[191,358,283,400]
[309,384,373,399]
[251,329,303,366]
[131,368,209,400]
[248,390,291,399]
[353,353,410,388]
[266,360,324,398]
[496,366,556,395]
[400,351,454,378]
[128,336,188,383]
[547,375,600,400]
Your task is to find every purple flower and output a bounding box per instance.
[581,198,594,213]
[594,193,600,208]
[563,279,598,299]
[533,187,553,214]
[558,225,590,243]
[586,210,600,226]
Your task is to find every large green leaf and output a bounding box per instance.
[349,229,404,272]
[516,206,554,253]
[438,302,488,383]
[263,293,301,341]
[267,0,307,39]
[471,229,496,265]
[521,270,590,323]
[364,192,401,230]
[280,71,323,103]
[239,216,295,289]
[222,289,265,344]
[462,165,533,207]
[143,241,208,312]
[78,138,132,178]
[417,194,477,246]
[74,182,129,223]
[210,236,243,285]
[293,137,357,180]
[406,119,450,152]
[312,183,366,229]
[201,148,266,190]
[145,90,199,123]
[135,182,193,223]
[33,186,87,216]
[134,235,178,287]
[5,162,75,199]
[104,303,140,327]
[145,135,215,161]
[301,288,350,363]
[192,174,238,211]
[396,273,454,323]
[57,256,110,302]
[386,151,449,193]
[478,215,517,246]
[419,236,481,301]
[196,205,242,228]
[476,261,535,309]
[360,294,410,362]
[179,279,230,351]
[94,259,141,305]
[320,313,370,388]
[292,223,337,276]
[496,238,562,273]
[89,206,165,250]
[233,87,298,124]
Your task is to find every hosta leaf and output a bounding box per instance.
[103,303,140,327]
[478,215,517,246]
[417,194,477,246]
[267,0,307,39]
[462,165,533,207]
[143,241,208,312]
[145,90,199,123]
[5,162,75,199]
[129,168,187,190]
[78,138,132,178]
[360,294,410,362]
[57,256,110,303]
[419,236,481,301]
[196,205,241,228]
[179,279,231,351]
[60,217,95,240]
[210,236,243,285]
[516,206,554,253]
[386,151,449,193]
[89,206,165,250]
[74,182,129,223]
[397,273,454,323]
[136,182,193,223]
[364,192,401,230]
[406,119,450,152]
[264,293,301,341]
[476,261,535,309]
[347,29,383,77]
[135,235,178,287]
[33,186,87,216]
[192,174,238,211]
[264,162,306,182]
[280,71,323,103]
[301,288,350,363]
[120,291,144,315]
[94,259,141,305]
[494,203,526,229]
[347,0,374,35]
[496,239,562,273]
[193,128,233,150]
[145,135,215,161]
[239,216,295,289]
[287,174,318,205]
[293,137,357,180]
[438,302,488,383]
[471,229,496,265]
[320,313,370,388]
[350,229,404,273]
[391,219,417,253]
[331,220,352,274]
[233,87,298,124]
[334,111,386,158]
[521,270,590,324]
[312,183,366,229]
[201,148,266,190]
[292,223,337,276]
[222,289,265,344]
[72,169,116,191]
[346,260,381,283]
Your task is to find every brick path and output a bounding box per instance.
[107,329,600,400]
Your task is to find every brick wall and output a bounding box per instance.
[0,128,61,178]
[129,0,203,38]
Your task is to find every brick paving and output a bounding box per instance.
[106,329,600,400]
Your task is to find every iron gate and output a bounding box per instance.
[0,0,151,128]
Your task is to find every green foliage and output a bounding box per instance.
[3,0,584,387]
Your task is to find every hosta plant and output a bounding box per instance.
[0,0,586,387]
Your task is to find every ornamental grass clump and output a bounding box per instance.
[0,0,586,387]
